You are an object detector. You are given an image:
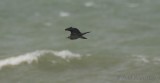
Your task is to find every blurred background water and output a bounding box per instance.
[0,0,160,83]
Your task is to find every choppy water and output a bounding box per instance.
[0,0,160,83]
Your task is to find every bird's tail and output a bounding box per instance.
[82,32,90,35]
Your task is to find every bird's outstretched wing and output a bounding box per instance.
[71,28,81,35]
[65,27,82,35]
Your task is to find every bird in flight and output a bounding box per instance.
[65,27,90,40]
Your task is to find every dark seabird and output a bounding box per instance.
[65,27,90,40]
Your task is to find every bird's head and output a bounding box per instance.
[65,27,73,31]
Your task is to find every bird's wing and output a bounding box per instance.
[70,28,82,35]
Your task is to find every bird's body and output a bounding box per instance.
[65,27,90,40]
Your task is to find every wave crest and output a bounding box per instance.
[0,50,83,70]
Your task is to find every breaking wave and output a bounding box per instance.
[0,50,85,70]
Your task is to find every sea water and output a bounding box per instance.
[0,0,160,83]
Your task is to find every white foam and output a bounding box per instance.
[59,11,70,17]
[84,2,95,7]
[133,55,149,63]
[0,50,82,70]
[53,50,81,59]
[132,55,160,65]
